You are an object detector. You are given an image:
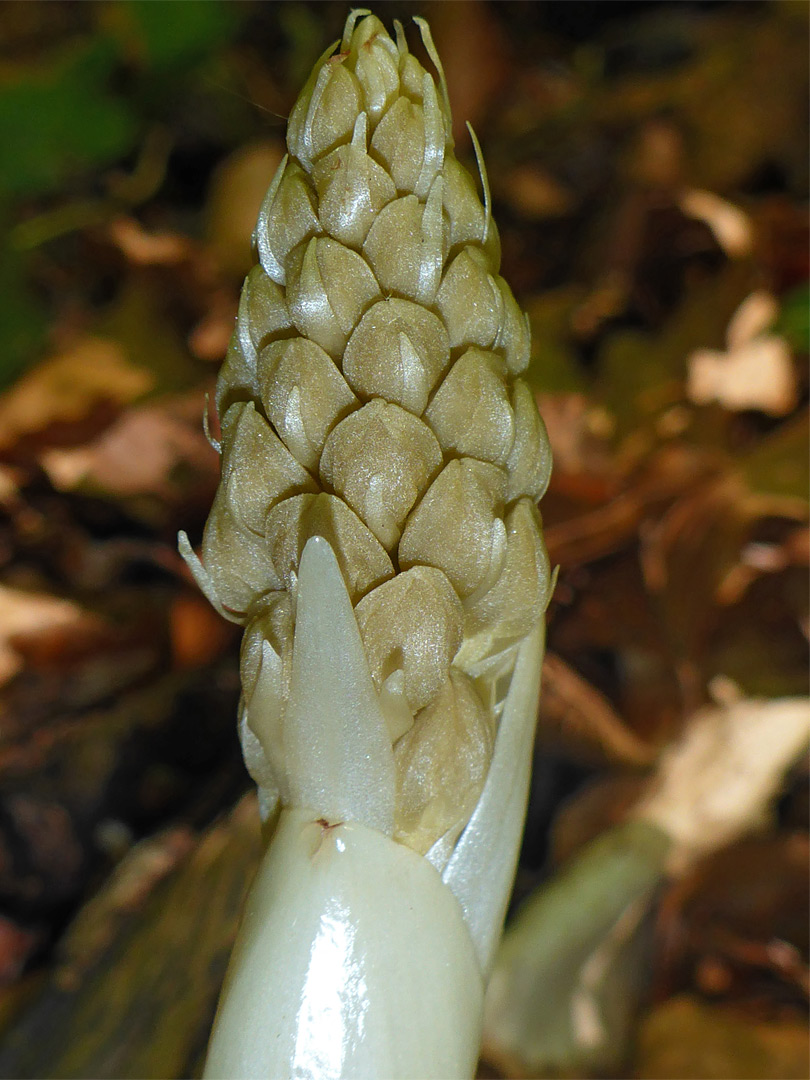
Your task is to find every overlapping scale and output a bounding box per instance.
[187,12,552,854]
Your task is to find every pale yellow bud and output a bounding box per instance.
[463,499,551,658]
[355,565,464,712]
[201,491,280,617]
[265,492,393,603]
[286,236,380,357]
[395,669,495,854]
[495,277,532,375]
[311,119,397,248]
[370,95,431,193]
[343,298,450,414]
[345,15,400,121]
[184,11,552,855]
[442,156,500,261]
[320,399,442,548]
[255,159,319,285]
[507,381,552,502]
[424,347,515,464]
[240,592,294,794]
[436,246,504,349]
[399,458,506,599]
[363,182,446,303]
[258,337,357,470]
[219,402,316,533]
[286,51,363,168]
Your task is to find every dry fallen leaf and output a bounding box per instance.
[0,584,104,687]
[537,392,617,490]
[687,291,797,416]
[635,696,810,872]
[107,218,192,267]
[541,652,655,766]
[429,0,508,147]
[40,394,218,501]
[636,995,810,1080]
[170,594,236,671]
[688,338,796,416]
[725,290,779,351]
[0,338,153,454]
[717,525,810,606]
[500,165,573,220]
[679,189,753,258]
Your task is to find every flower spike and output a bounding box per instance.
[181,11,552,1078]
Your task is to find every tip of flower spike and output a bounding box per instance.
[283,535,396,834]
[467,124,492,245]
[342,8,372,50]
[414,16,453,145]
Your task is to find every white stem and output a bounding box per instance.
[204,808,484,1080]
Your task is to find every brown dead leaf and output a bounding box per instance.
[680,189,753,258]
[105,216,240,365]
[0,339,153,456]
[717,526,810,607]
[40,394,218,503]
[753,196,810,294]
[170,594,236,671]
[540,652,656,766]
[0,794,260,1080]
[656,833,810,1004]
[545,443,714,568]
[499,165,573,220]
[0,465,22,506]
[188,290,239,363]
[2,795,84,905]
[0,584,104,687]
[107,218,192,266]
[636,994,810,1079]
[0,916,39,986]
[56,826,196,986]
[640,449,808,673]
[626,119,686,190]
[537,392,618,500]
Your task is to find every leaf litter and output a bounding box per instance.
[0,3,806,1078]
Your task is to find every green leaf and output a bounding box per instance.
[0,241,47,389]
[0,40,138,197]
[774,283,810,354]
[122,0,236,70]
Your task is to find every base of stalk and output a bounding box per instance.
[204,807,484,1080]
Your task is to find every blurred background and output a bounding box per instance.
[0,1,806,1077]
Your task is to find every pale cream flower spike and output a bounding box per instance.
[179,11,552,1078]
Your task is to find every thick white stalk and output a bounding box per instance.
[204,807,483,1080]
[203,534,543,1079]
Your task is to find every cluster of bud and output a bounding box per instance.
[183,12,551,855]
